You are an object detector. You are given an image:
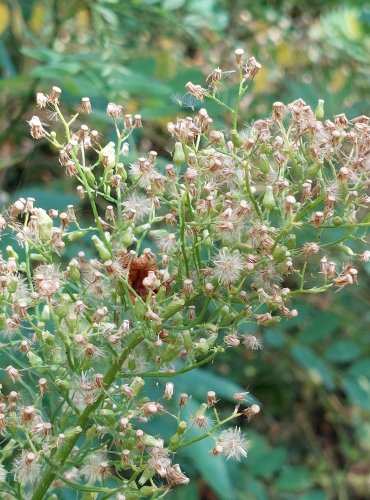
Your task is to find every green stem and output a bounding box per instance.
[121,348,222,378]
[170,412,241,452]
[30,333,145,500]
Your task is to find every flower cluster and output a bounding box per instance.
[0,50,368,498]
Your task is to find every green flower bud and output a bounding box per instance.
[67,230,85,242]
[27,351,44,368]
[173,142,186,166]
[83,166,95,185]
[143,434,164,448]
[333,216,343,226]
[273,245,288,263]
[6,246,19,260]
[134,223,151,235]
[306,161,322,178]
[163,298,185,320]
[7,279,18,293]
[130,377,145,396]
[91,235,111,260]
[85,426,96,440]
[18,262,27,273]
[202,229,212,248]
[286,234,296,250]
[263,185,276,210]
[67,262,80,281]
[40,305,50,322]
[230,129,243,148]
[122,226,135,247]
[55,379,71,391]
[161,344,181,362]
[99,409,115,425]
[64,426,82,439]
[169,421,187,447]
[116,162,127,182]
[182,330,193,351]
[338,244,354,256]
[315,99,325,120]
[195,403,208,417]
[30,253,48,262]
[128,357,137,371]
[259,154,270,174]
[138,469,156,486]
[34,208,53,242]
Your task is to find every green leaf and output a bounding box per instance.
[264,330,286,348]
[324,340,361,363]
[181,438,234,500]
[346,358,370,378]
[167,480,199,500]
[300,490,328,500]
[276,466,313,491]
[291,345,335,389]
[163,0,185,9]
[342,376,370,410]
[247,446,287,479]
[31,62,81,78]
[297,312,339,344]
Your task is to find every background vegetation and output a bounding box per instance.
[1,0,370,498]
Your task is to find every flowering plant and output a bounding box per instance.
[0,49,369,499]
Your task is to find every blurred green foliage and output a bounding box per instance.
[1,0,370,498]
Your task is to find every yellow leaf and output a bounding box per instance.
[76,8,90,30]
[29,2,44,33]
[275,42,307,69]
[328,68,347,93]
[0,3,10,34]
[253,67,268,94]
[11,4,23,38]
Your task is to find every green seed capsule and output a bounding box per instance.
[263,185,276,210]
[173,142,186,166]
[230,129,243,148]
